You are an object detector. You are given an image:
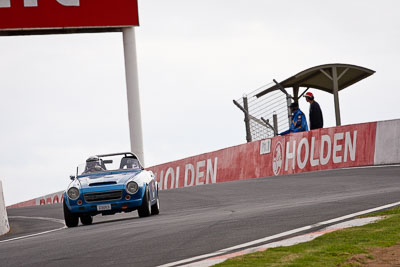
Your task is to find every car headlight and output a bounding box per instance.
[67,187,80,200]
[126,181,139,194]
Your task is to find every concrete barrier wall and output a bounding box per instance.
[149,122,377,190]
[374,119,400,165]
[0,180,10,236]
[7,119,400,208]
[7,191,64,209]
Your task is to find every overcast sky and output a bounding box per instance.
[1,0,400,205]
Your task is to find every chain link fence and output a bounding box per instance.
[234,82,290,142]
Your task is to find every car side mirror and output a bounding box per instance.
[70,175,76,180]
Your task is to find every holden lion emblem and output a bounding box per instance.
[273,141,283,176]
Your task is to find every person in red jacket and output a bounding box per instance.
[304,92,323,130]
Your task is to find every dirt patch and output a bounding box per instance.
[344,244,400,266]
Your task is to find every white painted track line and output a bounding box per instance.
[159,201,400,267]
[8,216,65,225]
[187,217,383,267]
[0,216,66,244]
[0,227,66,244]
[340,164,400,170]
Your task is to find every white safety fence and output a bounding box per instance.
[0,180,10,236]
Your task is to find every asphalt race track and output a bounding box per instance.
[1,165,400,267]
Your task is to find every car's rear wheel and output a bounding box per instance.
[63,201,79,228]
[80,215,93,225]
[138,186,151,217]
[151,189,160,215]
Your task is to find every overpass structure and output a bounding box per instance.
[0,0,145,164]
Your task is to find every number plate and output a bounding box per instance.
[97,204,112,211]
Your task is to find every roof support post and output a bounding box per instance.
[332,66,342,126]
[293,85,299,104]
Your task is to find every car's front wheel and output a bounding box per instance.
[138,186,151,217]
[80,215,93,225]
[63,201,79,228]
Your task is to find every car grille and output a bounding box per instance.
[84,190,122,203]
[89,182,117,186]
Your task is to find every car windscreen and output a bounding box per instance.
[77,154,141,177]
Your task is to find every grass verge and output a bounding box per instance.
[215,206,400,267]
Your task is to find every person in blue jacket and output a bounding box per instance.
[280,102,309,135]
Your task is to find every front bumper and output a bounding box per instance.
[65,186,145,216]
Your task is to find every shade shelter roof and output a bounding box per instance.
[255,63,375,126]
[256,63,375,98]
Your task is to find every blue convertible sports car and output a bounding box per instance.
[63,152,160,227]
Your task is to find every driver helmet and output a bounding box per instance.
[85,156,103,172]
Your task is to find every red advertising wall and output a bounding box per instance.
[7,199,36,209]
[7,191,64,209]
[0,0,139,31]
[148,122,377,190]
[7,121,380,208]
